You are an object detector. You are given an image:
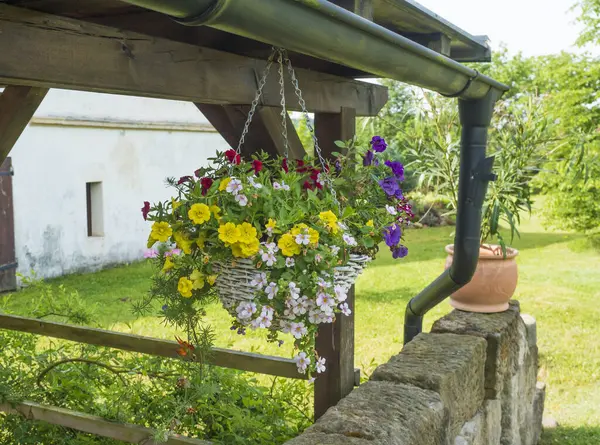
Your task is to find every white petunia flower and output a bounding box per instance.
[280,320,292,334]
[338,221,348,230]
[235,194,248,206]
[236,301,257,320]
[317,277,332,288]
[294,352,311,373]
[334,284,348,302]
[339,302,352,316]
[295,233,310,245]
[290,321,308,339]
[265,282,278,299]
[342,233,357,246]
[316,292,335,309]
[308,309,322,324]
[272,182,282,190]
[261,306,274,320]
[289,282,301,299]
[286,258,295,267]
[250,272,267,289]
[226,178,243,195]
[281,181,290,191]
[314,254,323,263]
[261,251,277,267]
[248,176,263,189]
[263,242,279,253]
[330,245,341,255]
[386,204,398,215]
[316,357,326,374]
[316,173,324,187]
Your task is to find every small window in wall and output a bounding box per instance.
[86,182,104,237]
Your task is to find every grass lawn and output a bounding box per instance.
[4,213,600,444]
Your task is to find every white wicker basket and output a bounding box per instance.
[216,254,371,309]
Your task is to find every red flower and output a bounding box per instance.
[251,160,263,174]
[194,168,202,178]
[224,149,241,165]
[178,176,193,185]
[175,336,195,357]
[200,177,213,195]
[141,201,150,220]
[303,180,315,191]
[296,160,309,173]
[282,158,289,173]
[310,168,320,181]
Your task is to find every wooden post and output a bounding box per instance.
[313,107,356,420]
[0,85,48,162]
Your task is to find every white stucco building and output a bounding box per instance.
[9,89,228,280]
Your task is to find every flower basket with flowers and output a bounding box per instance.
[141,49,413,377]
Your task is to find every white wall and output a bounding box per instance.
[9,90,228,279]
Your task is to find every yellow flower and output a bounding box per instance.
[328,221,340,234]
[239,238,260,257]
[219,222,241,245]
[308,228,319,245]
[210,205,221,219]
[291,223,309,236]
[319,211,338,225]
[177,277,194,298]
[238,222,258,244]
[278,233,301,257]
[151,221,172,242]
[188,203,211,225]
[162,257,174,273]
[219,178,232,191]
[190,270,205,290]
[207,274,218,286]
[171,197,182,210]
[173,231,193,254]
[231,242,244,258]
[266,218,277,231]
[366,219,374,227]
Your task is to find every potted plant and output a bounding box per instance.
[444,99,548,312]
[141,136,413,377]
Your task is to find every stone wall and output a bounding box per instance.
[287,301,544,445]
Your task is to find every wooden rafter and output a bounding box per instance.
[0,85,48,162]
[0,5,387,116]
[195,104,306,159]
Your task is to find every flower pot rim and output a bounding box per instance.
[444,244,519,260]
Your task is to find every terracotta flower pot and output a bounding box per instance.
[444,244,518,313]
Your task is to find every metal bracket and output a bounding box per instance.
[0,262,18,272]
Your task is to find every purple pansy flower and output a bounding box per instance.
[385,160,405,181]
[383,224,402,248]
[394,188,404,200]
[378,176,400,197]
[392,245,409,259]
[370,136,387,153]
[162,304,168,311]
[363,150,374,166]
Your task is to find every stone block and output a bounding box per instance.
[432,301,524,398]
[371,333,486,443]
[284,432,371,445]
[452,400,501,445]
[306,381,447,445]
[520,314,537,349]
[530,382,546,445]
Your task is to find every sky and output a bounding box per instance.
[417,0,588,56]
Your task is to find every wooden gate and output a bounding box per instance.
[0,157,17,292]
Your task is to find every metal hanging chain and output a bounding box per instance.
[276,49,290,159]
[282,49,340,208]
[235,47,278,156]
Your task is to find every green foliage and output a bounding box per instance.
[0,279,311,445]
[576,0,600,46]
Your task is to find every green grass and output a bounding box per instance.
[4,213,600,444]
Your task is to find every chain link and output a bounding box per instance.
[282,49,340,209]
[235,48,277,156]
[276,49,290,159]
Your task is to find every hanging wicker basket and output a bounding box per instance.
[216,254,371,309]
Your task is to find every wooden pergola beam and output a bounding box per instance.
[196,104,306,159]
[0,5,387,116]
[0,86,48,162]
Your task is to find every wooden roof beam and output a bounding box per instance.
[0,85,48,163]
[0,5,387,116]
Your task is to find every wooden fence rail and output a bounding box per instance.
[0,313,302,379]
[0,401,210,445]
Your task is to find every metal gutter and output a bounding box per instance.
[119,0,508,99]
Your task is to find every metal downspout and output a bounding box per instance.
[403,89,501,344]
